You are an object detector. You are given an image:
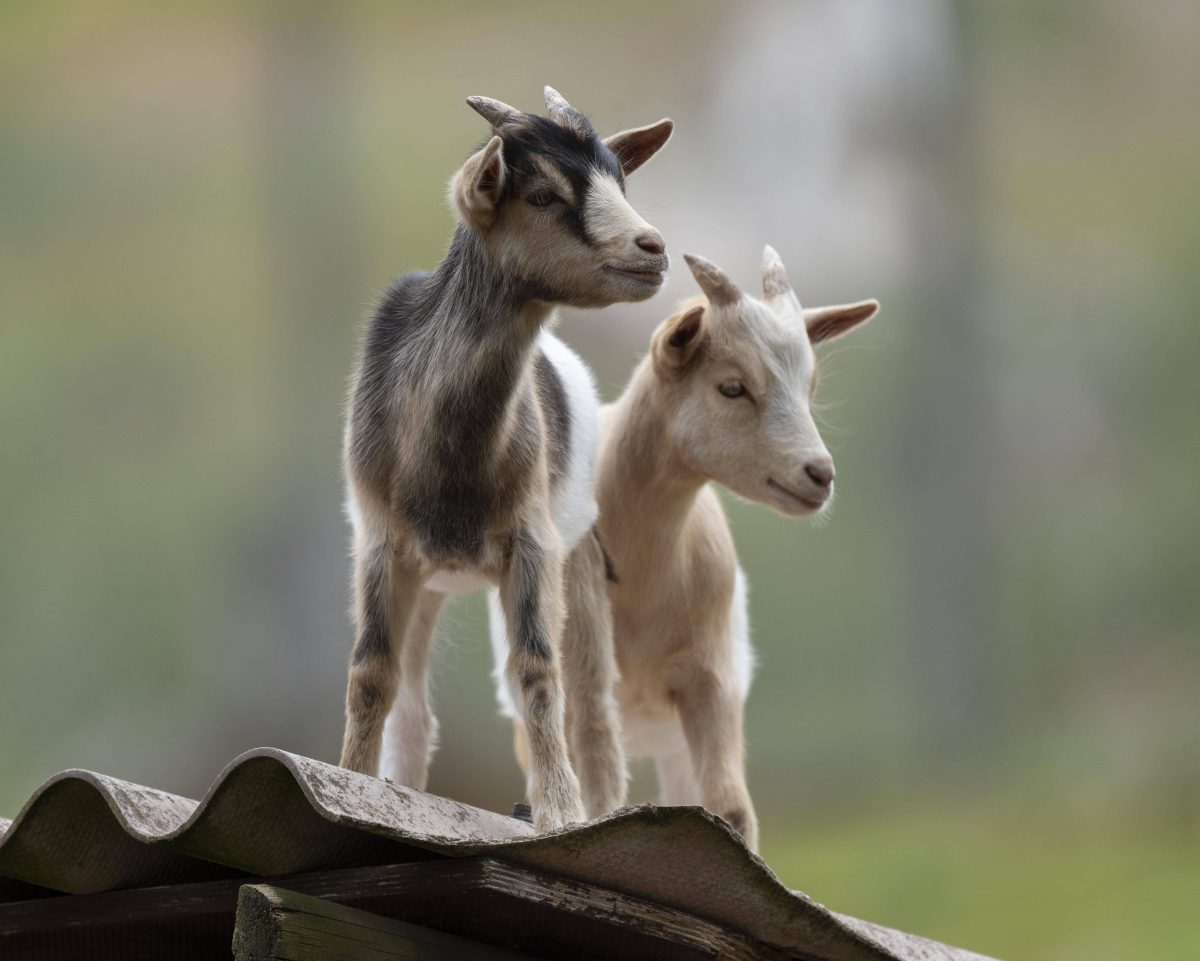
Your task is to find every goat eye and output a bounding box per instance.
[526,190,559,207]
[718,382,747,399]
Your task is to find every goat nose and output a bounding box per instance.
[805,458,835,488]
[635,230,665,256]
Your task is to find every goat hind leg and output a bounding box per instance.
[379,588,445,789]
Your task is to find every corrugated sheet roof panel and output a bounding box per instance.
[0,747,996,961]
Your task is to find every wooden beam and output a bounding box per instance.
[232,883,537,960]
[0,857,794,961]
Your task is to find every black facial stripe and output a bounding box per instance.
[493,114,624,207]
[485,113,626,251]
[562,204,590,244]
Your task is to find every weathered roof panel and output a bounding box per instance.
[0,747,996,961]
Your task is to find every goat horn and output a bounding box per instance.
[466,96,521,129]
[683,253,741,305]
[761,245,794,299]
[544,85,585,129]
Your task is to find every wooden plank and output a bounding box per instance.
[455,859,798,961]
[233,883,537,961]
[0,857,796,961]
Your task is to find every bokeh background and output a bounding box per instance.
[2,2,1197,958]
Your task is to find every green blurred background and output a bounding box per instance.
[2,2,1197,958]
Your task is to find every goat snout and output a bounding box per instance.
[635,229,666,256]
[804,457,835,489]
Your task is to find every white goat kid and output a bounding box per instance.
[498,247,878,849]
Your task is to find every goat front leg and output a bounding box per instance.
[379,588,445,789]
[340,534,422,776]
[500,529,585,831]
[561,530,627,817]
[672,665,759,851]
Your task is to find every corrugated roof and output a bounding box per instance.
[0,747,996,961]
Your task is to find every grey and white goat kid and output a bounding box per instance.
[503,248,878,850]
[341,86,673,831]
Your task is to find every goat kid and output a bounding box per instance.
[504,247,878,849]
[341,86,673,831]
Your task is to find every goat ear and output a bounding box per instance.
[652,303,706,374]
[604,119,673,176]
[805,299,880,345]
[450,135,506,231]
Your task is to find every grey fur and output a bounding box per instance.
[339,89,673,832]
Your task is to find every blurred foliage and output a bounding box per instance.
[769,793,1199,961]
[1,3,1197,959]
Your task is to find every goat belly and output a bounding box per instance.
[620,707,688,759]
[425,568,494,596]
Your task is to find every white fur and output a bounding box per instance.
[380,674,438,786]
[488,591,516,716]
[584,172,655,249]
[489,330,600,716]
[538,329,602,550]
[730,566,755,698]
